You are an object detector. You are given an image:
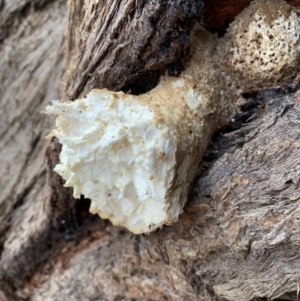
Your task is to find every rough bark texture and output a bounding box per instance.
[1,0,300,301]
[64,0,204,100]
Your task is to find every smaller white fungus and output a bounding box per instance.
[217,0,300,91]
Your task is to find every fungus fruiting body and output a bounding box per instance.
[217,0,300,91]
[47,29,226,234]
[46,0,300,234]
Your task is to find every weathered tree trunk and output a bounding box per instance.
[1,1,300,301]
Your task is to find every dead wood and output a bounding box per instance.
[63,0,204,100]
[1,1,300,301]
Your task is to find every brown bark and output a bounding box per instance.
[1,1,300,301]
[63,0,203,100]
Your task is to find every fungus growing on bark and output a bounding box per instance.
[46,30,228,234]
[46,0,300,234]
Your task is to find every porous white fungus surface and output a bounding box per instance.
[220,7,300,90]
[46,90,177,234]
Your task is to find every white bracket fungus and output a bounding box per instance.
[46,0,300,234]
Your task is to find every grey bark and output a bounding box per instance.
[1,1,300,301]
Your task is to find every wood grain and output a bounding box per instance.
[1,0,300,300]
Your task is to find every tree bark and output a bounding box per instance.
[1,1,300,301]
